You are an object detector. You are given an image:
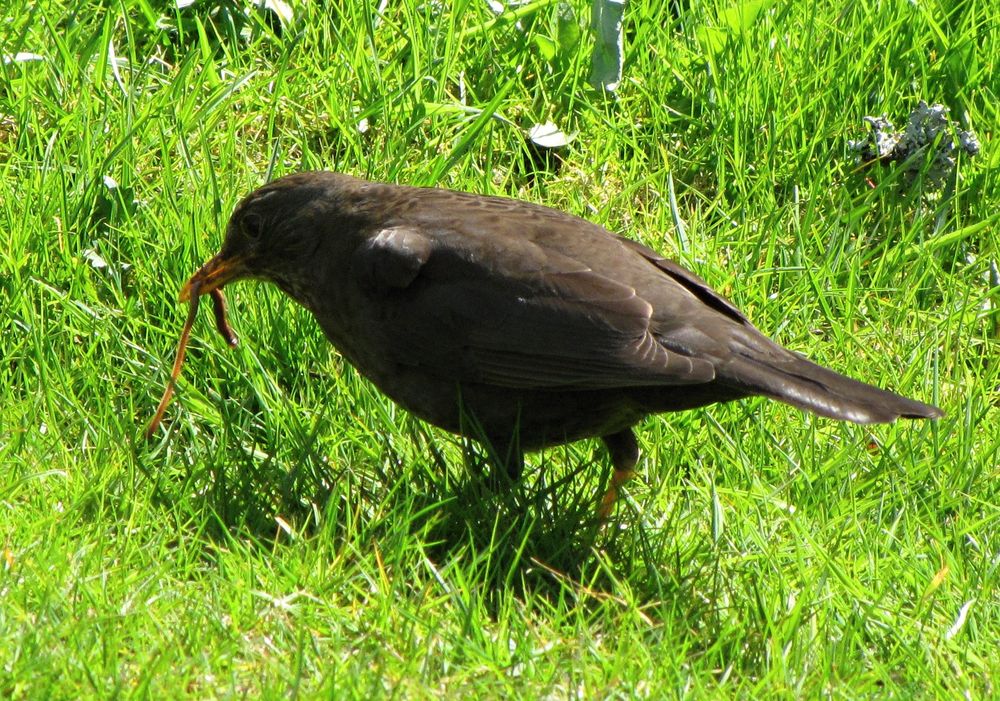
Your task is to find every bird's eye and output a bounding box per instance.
[241,212,263,239]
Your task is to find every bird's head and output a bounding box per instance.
[179,172,367,304]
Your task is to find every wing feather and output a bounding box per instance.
[360,233,717,389]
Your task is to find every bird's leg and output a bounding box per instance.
[598,429,638,520]
[486,433,523,487]
[456,396,523,487]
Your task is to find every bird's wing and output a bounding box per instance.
[354,226,717,389]
[615,236,750,325]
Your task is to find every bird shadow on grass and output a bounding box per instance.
[416,446,610,592]
[132,413,713,617]
[400,440,728,633]
[361,427,716,611]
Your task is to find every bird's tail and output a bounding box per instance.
[719,336,943,424]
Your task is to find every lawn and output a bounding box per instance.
[1,0,997,697]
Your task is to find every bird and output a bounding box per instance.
[179,171,943,516]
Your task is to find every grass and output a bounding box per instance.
[1,0,997,697]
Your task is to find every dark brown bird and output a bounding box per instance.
[180,172,942,515]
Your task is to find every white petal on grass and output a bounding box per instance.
[274,515,297,539]
[3,52,45,64]
[83,249,108,269]
[945,599,975,640]
[107,38,127,96]
[711,480,723,544]
[527,121,573,148]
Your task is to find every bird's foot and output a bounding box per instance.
[597,468,635,521]
[598,429,639,521]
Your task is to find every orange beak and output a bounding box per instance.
[178,252,249,301]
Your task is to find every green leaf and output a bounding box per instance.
[556,2,581,54]
[695,0,776,59]
[589,0,625,92]
[534,34,557,61]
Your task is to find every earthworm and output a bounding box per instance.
[145,280,202,439]
[210,288,238,348]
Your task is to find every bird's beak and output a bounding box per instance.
[178,252,249,302]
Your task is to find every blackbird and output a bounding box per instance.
[179,172,942,514]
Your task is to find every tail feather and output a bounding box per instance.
[721,346,943,425]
